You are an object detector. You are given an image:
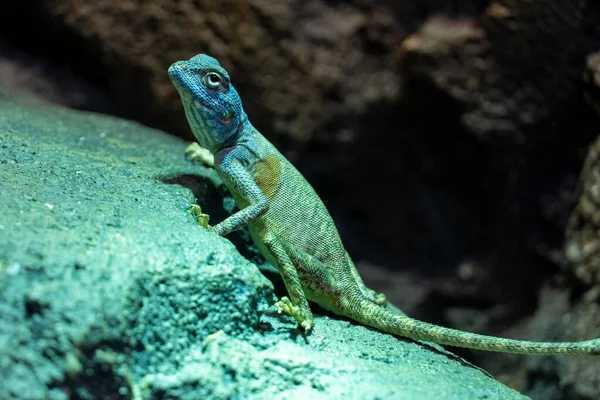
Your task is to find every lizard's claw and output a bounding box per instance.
[188,204,212,230]
[300,320,313,331]
[275,296,313,331]
[196,214,211,229]
[275,296,294,315]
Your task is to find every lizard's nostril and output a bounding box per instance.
[168,62,188,76]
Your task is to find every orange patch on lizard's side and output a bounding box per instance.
[254,154,282,199]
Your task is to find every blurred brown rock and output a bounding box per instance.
[1,0,402,147]
[564,52,600,287]
[402,0,599,138]
[565,137,600,287]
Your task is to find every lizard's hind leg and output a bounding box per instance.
[263,233,315,331]
[345,253,387,306]
[282,241,386,319]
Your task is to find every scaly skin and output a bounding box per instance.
[168,54,600,355]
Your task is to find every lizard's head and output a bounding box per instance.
[168,54,246,152]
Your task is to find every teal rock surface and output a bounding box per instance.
[0,96,527,399]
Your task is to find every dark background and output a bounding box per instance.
[2,1,600,396]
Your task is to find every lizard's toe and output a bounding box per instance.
[374,293,388,306]
[275,296,314,330]
[275,296,294,315]
[188,204,213,230]
[300,320,313,332]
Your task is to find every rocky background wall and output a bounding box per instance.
[2,1,600,397]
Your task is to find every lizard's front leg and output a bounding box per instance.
[204,157,268,237]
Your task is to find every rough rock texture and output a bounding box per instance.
[0,94,273,399]
[565,52,600,288]
[565,136,600,287]
[0,96,528,400]
[585,52,600,115]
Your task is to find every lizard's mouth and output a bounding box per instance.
[194,101,210,113]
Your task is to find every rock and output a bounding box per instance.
[402,0,600,138]
[0,94,271,399]
[0,96,527,399]
[584,51,600,114]
[564,51,600,287]
[565,136,600,286]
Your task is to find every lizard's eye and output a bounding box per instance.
[203,72,224,90]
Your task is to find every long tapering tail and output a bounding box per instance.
[348,300,600,355]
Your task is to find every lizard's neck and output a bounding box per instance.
[223,117,261,149]
[215,121,272,164]
[203,110,252,153]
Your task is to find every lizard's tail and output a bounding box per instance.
[347,299,600,355]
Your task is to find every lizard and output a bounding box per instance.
[168,53,600,355]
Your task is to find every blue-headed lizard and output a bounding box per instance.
[168,54,600,355]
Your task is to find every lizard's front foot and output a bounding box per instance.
[184,142,215,167]
[275,296,314,331]
[188,204,214,232]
